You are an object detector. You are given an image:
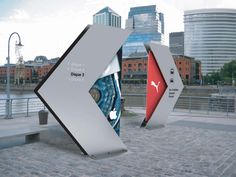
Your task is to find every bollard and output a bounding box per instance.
[38,110,48,125]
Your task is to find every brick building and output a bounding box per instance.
[122,57,147,84]
[15,65,33,84]
[0,57,59,84]
[173,55,202,84]
[37,64,54,80]
[0,65,16,84]
[0,65,33,84]
[122,55,202,85]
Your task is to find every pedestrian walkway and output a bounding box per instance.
[0,114,58,149]
[0,110,236,177]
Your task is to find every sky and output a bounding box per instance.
[0,0,236,65]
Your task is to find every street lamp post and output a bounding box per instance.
[5,32,23,119]
[232,72,236,86]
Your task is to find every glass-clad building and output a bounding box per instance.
[93,6,121,28]
[169,32,184,55]
[184,9,236,75]
[123,5,165,58]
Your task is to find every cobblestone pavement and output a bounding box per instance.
[0,114,236,177]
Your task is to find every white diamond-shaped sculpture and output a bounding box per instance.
[142,42,184,128]
[35,25,131,159]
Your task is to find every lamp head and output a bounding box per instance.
[16,42,24,47]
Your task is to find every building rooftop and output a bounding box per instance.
[129,5,156,12]
[94,6,120,16]
[129,5,157,18]
[185,8,236,15]
[169,31,184,36]
[172,55,195,60]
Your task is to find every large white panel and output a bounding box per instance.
[35,24,131,158]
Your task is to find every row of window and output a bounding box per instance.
[123,63,147,67]
[185,24,236,28]
[178,67,190,72]
[123,68,146,72]
[176,61,190,65]
[94,13,121,28]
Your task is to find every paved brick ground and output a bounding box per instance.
[0,113,236,177]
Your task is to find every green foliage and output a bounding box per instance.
[203,60,236,85]
[221,60,236,77]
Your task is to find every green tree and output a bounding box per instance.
[203,60,236,85]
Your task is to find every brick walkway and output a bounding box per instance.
[0,113,236,177]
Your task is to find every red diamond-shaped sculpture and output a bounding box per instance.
[145,51,167,123]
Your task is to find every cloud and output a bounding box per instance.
[0,1,182,65]
[1,0,236,65]
[9,9,30,21]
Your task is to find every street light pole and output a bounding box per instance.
[5,32,23,119]
[232,72,235,86]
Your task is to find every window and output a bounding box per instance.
[128,64,132,67]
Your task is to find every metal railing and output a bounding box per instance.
[0,97,45,118]
[174,96,235,117]
[123,94,236,118]
[0,95,235,118]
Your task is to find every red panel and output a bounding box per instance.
[145,51,167,123]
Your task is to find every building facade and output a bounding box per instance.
[93,6,121,28]
[169,32,184,55]
[0,57,59,84]
[123,5,165,58]
[122,57,147,84]
[0,65,16,84]
[173,55,202,84]
[37,64,54,81]
[122,55,202,85]
[15,65,32,84]
[184,9,236,75]
[0,64,32,84]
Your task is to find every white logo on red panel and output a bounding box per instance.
[151,81,161,93]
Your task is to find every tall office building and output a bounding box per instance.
[123,5,165,58]
[93,6,121,28]
[184,9,236,75]
[169,32,184,55]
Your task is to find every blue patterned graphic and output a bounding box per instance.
[90,73,121,135]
